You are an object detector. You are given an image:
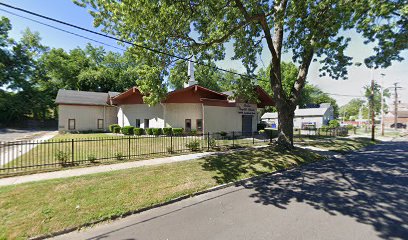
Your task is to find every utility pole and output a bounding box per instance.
[393,82,401,129]
[370,78,375,141]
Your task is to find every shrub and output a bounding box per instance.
[264,129,279,138]
[219,131,227,137]
[163,127,173,135]
[173,128,184,135]
[346,124,354,130]
[109,124,120,133]
[257,122,266,131]
[55,150,70,166]
[115,152,124,160]
[113,126,121,134]
[152,128,162,136]
[190,129,197,135]
[258,129,265,134]
[329,119,340,128]
[87,154,97,163]
[145,128,153,135]
[167,146,174,153]
[209,138,217,149]
[134,128,144,135]
[121,126,134,135]
[186,140,201,151]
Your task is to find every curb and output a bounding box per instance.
[29,151,325,240]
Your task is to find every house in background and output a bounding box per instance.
[55,62,274,133]
[261,103,334,129]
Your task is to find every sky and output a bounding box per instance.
[1,0,407,106]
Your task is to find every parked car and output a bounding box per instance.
[390,123,407,129]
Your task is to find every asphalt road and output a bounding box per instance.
[53,138,408,240]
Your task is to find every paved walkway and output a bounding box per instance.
[0,131,58,166]
[0,145,267,187]
[53,138,408,240]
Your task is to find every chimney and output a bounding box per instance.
[184,60,197,88]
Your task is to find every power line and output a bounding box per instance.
[0,8,127,52]
[0,2,368,101]
[0,2,256,80]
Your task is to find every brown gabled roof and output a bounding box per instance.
[55,89,111,106]
[111,87,144,105]
[162,84,228,103]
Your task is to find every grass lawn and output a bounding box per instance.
[0,146,323,239]
[295,137,377,153]
[3,133,269,174]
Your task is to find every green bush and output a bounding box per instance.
[163,127,173,135]
[152,128,162,136]
[329,119,340,128]
[173,128,184,135]
[109,124,120,133]
[145,128,153,135]
[134,128,144,135]
[264,129,279,138]
[55,150,70,166]
[209,138,217,149]
[87,154,97,163]
[186,140,201,151]
[113,126,121,134]
[121,126,134,135]
[346,124,354,130]
[219,131,227,137]
[115,152,124,160]
[190,129,197,135]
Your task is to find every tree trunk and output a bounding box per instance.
[275,100,296,149]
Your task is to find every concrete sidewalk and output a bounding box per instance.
[0,145,269,187]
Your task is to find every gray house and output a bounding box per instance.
[261,103,334,129]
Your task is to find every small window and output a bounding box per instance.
[144,119,149,129]
[185,119,191,132]
[135,119,141,128]
[196,119,203,132]
[68,119,76,130]
[97,119,104,129]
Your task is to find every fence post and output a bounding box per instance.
[232,131,235,148]
[170,133,173,153]
[71,139,74,164]
[252,131,255,145]
[128,136,131,159]
[207,132,210,151]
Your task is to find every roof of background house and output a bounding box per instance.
[108,91,121,98]
[55,89,110,106]
[262,104,332,119]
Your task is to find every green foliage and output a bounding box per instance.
[152,128,162,136]
[219,131,227,137]
[114,152,124,160]
[364,81,391,116]
[109,124,120,132]
[208,138,217,149]
[172,128,184,135]
[113,126,121,134]
[265,129,279,139]
[55,150,70,165]
[339,99,366,120]
[121,126,134,135]
[145,128,153,135]
[329,120,340,128]
[134,128,144,136]
[186,140,201,152]
[190,129,197,135]
[162,127,172,135]
[87,154,97,163]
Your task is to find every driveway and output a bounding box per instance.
[53,138,408,240]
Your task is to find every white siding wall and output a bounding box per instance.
[118,104,164,128]
[58,105,117,131]
[164,103,202,129]
[203,105,239,133]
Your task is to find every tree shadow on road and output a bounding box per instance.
[242,141,408,239]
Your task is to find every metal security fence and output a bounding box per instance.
[0,131,271,176]
[294,127,349,138]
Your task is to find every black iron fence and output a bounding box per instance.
[294,127,349,138]
[0,131,271,176]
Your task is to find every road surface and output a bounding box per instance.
[53,138,408,240]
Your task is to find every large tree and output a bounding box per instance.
[76,0,407,147]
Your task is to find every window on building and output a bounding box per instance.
[135,119,141,128]
[97,119,104,129]
[185,119,191,132]
[196,119,203,132]
[68,119,76,130]
[144,119,149,128]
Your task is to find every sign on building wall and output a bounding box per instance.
[237,103,256,115]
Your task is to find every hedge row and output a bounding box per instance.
[108,125,186,136]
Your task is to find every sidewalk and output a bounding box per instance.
[0,145,268,187]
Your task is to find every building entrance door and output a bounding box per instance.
[242,115,252,134]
